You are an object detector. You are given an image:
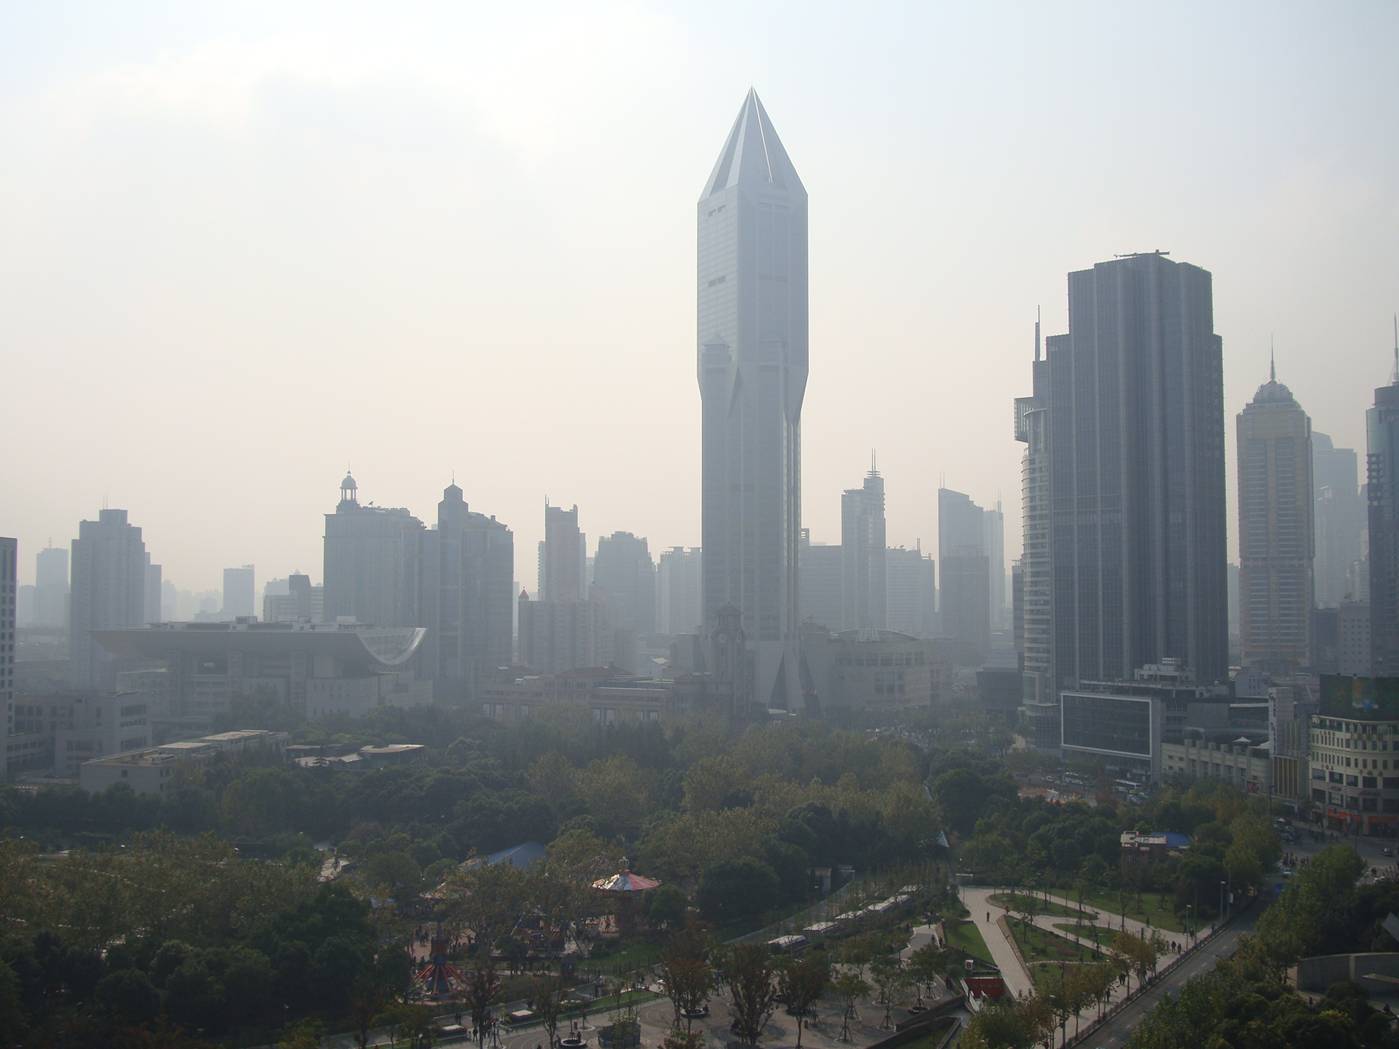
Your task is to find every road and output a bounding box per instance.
[1076,904,1259,1048]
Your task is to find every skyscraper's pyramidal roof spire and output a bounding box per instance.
[701,88,805,200]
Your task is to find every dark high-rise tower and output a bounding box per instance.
[698,89,807,710]
[1044,253,1228,687]
[1368,321,1399,675]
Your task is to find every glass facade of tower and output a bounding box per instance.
[698,91,808,710]
[1043,254,1229,693]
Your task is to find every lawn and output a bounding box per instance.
[1029,961,1105,996]
[589,939,664,975]
[1051,921,1130,946]
[944,920,994,966]
[989,892,1096,921]
[1006,921,1102,964]
[1079,888,1185,933]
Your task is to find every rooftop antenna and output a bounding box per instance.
[1270,334,1276,382]
[1034,306,1042,361]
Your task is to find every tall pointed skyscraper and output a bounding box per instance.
[698,89,808,711]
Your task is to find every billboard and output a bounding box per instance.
[1319,675,1399,720]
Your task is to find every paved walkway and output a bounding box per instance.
[960,887,1035,998]
[961,885,1200,1044]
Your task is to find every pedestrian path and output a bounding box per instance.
[959,884,1194,1039]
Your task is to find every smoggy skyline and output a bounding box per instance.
[3,1,1397,592]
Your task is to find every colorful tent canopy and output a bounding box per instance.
[591,870,661,893]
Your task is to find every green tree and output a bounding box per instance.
[724,944,778,1048]
[697,858,779,924]
[777,954,829,1049]
[832,970,869,1042]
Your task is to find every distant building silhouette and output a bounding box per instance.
[323,472,424,628]
[938,487,991,666]
[593,532,656,672]
[1313,431,1365,607]
[1,538,14,779]
[656,547,703,636]
[70,508,151,689]
[34,545,68,630]
[541,503,585,603]
[885,544,936,639]
[222,565,255,620]
[841,464,887,630]
[698,89,807,711]
[798,530,842,633]
[1237,359,1314,672]
[422,482,514,698]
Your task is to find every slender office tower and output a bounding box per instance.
[1236,357,1314,672]
[698,89,807,711]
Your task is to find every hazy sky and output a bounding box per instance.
[3,1,1397,594]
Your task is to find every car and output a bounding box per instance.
[1281,867,1295,877]
[1382,847,1393,857]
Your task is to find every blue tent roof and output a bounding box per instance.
[478,841,547,869]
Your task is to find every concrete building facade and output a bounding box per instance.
[70,509,151,690]
[95,621,432,730]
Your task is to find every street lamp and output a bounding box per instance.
[1219,880,1226,923]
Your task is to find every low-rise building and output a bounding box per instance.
[79,729,287,796]
[480,667,676,725]
[1060,660,1232,781]
[9,691,151,777]
[801,628,950,714]
[1309,674,1399,834]
[95,621,432,728]
[1161,734,1271,794]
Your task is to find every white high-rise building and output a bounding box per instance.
[1236,360,1314,672]
[70,509,150,689]
[698,89,807,711]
